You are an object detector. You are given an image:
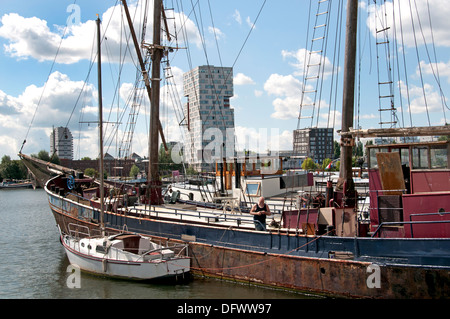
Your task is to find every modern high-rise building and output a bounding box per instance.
[293,127,334,164]
[50,126,73,160]
[183,65,235,171]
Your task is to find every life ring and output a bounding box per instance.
[67,175,75,190]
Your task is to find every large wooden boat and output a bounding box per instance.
[23,0,450,298]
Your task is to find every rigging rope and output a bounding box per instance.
[19,0,79,154]
[407,0,431,126]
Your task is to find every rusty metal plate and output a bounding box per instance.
[376,152,405,195]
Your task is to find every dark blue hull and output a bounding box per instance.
[47,188,450,298]
[100,205,450,268]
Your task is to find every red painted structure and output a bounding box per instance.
[367,141,450,238]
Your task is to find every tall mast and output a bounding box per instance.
[96,15,105,234]
[121,0,165,204]
[120,0,168,152]
[336,0,358,200]
[149,0,162,187]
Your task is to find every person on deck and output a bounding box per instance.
[250,197,271,231]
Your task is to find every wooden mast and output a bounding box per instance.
[96,15,105,235]
[121,0,164,204]
[120,0,168,153]
[149,0,163,204]
[336,0,358,199]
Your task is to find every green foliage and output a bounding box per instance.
[301,157,317,170]
[352,141,363,157]
[31,150,60,165]
[129,164,140,178]
[0,155,27,181]
[185,165,198,176]
[321,158,332,170]
[158,146,183,173]
[333,140,340,159]
[84,168,98,178]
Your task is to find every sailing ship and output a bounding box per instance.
[60,225,190,281]
[56,15,190,281]
[20,0,450,298]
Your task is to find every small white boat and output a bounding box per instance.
[60,226,190,281]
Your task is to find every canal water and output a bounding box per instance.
[0,188,310,300]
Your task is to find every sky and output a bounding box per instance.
[1,0,449,161]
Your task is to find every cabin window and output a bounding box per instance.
[245,182,261,196]
[391,148,410,167]
[400,148,410,166]
[430,145,448,168]
[368,148,388,168]
[412,147,428,169]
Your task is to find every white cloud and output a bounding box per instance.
[0,4,202,64]
[208,26,224,40]
[263,74,301,120]
[235,126,292,153]
[405,82,446,115]
[246,16,255,29]
[0,71,97,158]
[281,48,337,78]
[264,74,301,97]
[366,0,450,47]
[270,96,301,120]
[233,9,242,25]
[0,12,96,64]
[419,60,450,84]
[254,90,263,97]
[234,73,255,85]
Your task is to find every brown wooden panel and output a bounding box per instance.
[376,152,405,195]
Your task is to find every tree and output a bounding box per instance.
[322,158,332,170]
[333,140,340,159]
[301,157,317,170]
[364,140,373,157]
[0,155,27,181]
[158,145,183,174]
[31,150,60,165]
[129,164,140,178]
[84,168,98,178]
[353,141,363,157]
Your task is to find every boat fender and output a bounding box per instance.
[102,258,107,272]
[67,175,75,190]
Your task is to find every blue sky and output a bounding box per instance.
[1,0,449,160]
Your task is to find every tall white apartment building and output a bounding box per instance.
[50,126,73,160]
[183,65,235,171]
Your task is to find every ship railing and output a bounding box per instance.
[139,243,189,261]
[126,205,277,230]
[371,216,450,238]
[67,223,91,239]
